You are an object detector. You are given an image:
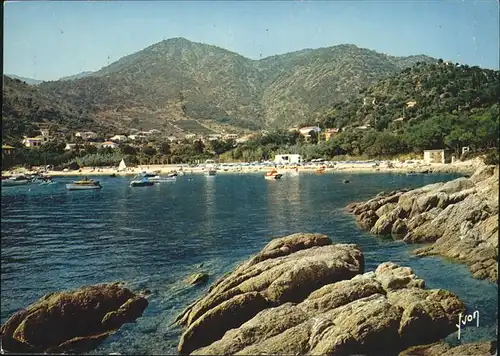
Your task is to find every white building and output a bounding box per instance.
[128,134,147,141]
[224,133,238,140]
[298,126,321,141]
[110,135,127,142]
[102,141,119,149]
[274,154,303,165]
[208,134,222,141]
[299,126,321,136]
[22,136,46,148]
[423,149,449,164]
[75,131,97,140]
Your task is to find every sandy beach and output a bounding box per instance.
[5,158,482,177]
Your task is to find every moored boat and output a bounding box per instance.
[2,175,32,187]
[205,170,217,176]
[66,178,102,190]
[130,177,155,187]
[264,169,282,180]
[148,175,176,182]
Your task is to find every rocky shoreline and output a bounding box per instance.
[346,164,499,283]
[1,233,496,355]
[174,233,469,355]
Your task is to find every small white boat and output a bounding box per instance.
[2,178,31,186]
[66,179,102,190]
[1,174,34,186]
[148,175,176,182]
[117,158,127,172]
[205,170,217,176]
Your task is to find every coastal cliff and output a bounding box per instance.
[346,164,499,283]
[176,233,465,355]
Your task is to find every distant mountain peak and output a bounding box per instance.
[5,74,44,85]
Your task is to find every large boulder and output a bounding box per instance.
[176,233,364,354]
[371,207,403,234]
[0,283,148,354]
[181,258,464,355]
[356,210,379,230]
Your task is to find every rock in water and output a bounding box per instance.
[185,273,209,286]
[175,233,464,355]
[0,283,148,354]
[346,165,499,282]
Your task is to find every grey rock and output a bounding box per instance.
[185,273,209,286]
[346,165,498,282]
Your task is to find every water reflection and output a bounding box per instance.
[201,175,216,232]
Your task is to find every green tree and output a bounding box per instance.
[84,144,98,154]
[142,146,157,157]
[193,140,205,154]
[159,141,171,155]
[120,144,137,155]
[309,130,318,144]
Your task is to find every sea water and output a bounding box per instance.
[1,172,497,354]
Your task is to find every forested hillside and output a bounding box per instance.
[2,76,103,144]
[315,61,499,155]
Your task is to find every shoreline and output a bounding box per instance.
[5,159,481,177]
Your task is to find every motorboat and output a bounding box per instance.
[66,178,102,190]
[139,171,160,178]
[205,169,217,176]
[130,177,155,187]
[148,175,176,182]
[1,175,32,187]
[264,169,283,180]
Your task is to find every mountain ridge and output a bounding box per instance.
[5,74,44,85]
[4,38,442,140]
[35,38,437,131]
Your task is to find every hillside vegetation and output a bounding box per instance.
[226,61,499,162]
[5,38,497,164]
[35,38,435,131]
[316,61,499,154]
[2,76,104,144]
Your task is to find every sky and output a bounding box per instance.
[3,0,499,81]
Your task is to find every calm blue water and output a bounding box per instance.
[1,172,497,354]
